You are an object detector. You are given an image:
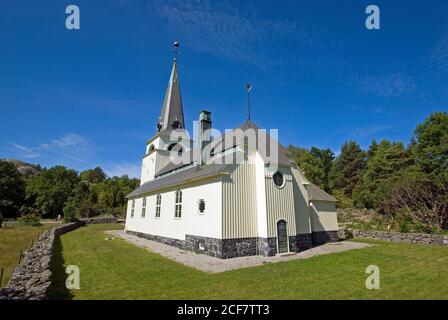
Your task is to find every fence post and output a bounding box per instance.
[0,267,4,288]
[17,250,22,265]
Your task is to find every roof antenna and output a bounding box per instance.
[171,41,180,62]
[246,83,252,122]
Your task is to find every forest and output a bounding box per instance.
[287,111,447,234]
[0,111,447,231]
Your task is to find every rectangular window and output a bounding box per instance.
[175,190,182,218]
[155,194,161,218]
[130,199,135,218]
[198,199,205,214]
[142,197,147,218]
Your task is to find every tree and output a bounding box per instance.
[26,166,79,218]
[92,175,139,216]
[80,167,106,184]
[413,112,448,185]
[0,160,25,218]
[329,141,366,197]
[287,146,326,189]
[382,180,448,233]
[353,140,414,209]
[310,147,335,192]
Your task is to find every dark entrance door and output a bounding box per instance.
[277,220,288,254]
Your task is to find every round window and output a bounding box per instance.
[273,171,284,187]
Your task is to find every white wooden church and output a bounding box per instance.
[125,52,339,259]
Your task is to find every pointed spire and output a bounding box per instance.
[157,52,185,133]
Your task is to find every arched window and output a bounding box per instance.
[175,190,182,218]
[148,144,155,153]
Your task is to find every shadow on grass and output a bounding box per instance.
[47,235,74,300]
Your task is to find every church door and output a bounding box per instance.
[277,220,288,254]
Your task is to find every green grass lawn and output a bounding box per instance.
[48,224,448,300]
[0,222,59,287]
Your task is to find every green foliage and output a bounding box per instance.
[25,166,80,218]
[331,189,353,209]
[413,111,448,185]
[353,140,414,209]
[310,147,335,192]
[0,160,25,218]
[17,207,41,226]
[80,167,106,184]
[329,141,366,197]
[63,199,80,223]
[287,146,326,188]
[91,176,139,216]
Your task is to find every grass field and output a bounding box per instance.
[0,222,59,287]
[47,224,448,300]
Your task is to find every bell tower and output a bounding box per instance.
[140,42,190,185]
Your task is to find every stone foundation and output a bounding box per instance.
[258,238,276,257]
[222,238,258,259]
[126,230,340,259]
[126,230,185,249]
[295,233,313,251]
[312,230,339,245]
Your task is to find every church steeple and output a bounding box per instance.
[157,43,185,133]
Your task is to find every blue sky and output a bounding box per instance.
[1,0,447,177]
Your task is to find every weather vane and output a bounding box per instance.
[246,83,252,122]
[171,41,180,61]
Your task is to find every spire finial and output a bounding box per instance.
[246,83,252,122]
[172,41,180,62]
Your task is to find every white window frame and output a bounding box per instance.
[155,194,161,218]
[174,190,182,219]
[141,197,147,218]
[130,199,135,218]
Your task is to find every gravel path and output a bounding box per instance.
[105,230,372,273]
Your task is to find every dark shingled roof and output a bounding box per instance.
[127,163,229,198]
[306,183,337,202]
[211,121,296,167]
[155,150,194,177]
[157,60,185,134]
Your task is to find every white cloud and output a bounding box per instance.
[354,125,393,137]
[104,162,140,178]
[356,73,416,98]
[8,133,98,165]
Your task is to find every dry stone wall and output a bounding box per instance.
[0,222,85,300]
[0,216,119,300]
[340,228,448,246]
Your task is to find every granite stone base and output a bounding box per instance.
[258,238,277,257]
[125,230,185,249]
[125,230,338,259]
[295,233,313,251]
[312,230,339,245]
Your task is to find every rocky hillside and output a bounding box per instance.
[3,159,43,177]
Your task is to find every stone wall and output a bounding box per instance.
[0,222,85,300]
[81,216,118,224]
[341,228,448,246]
